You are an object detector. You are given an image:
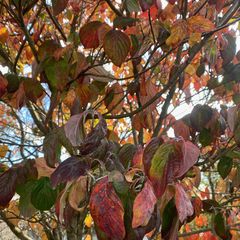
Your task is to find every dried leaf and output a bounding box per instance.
[188,15,215,33]
[0,145,8,158]
[35,158,55,179]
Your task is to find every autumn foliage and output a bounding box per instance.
[0,0,240,239]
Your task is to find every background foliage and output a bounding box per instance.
[0,0,240,239]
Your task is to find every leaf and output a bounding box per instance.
[79,21,103,49]
[64,110,107,152]
[149,143,175,197]
[22,78,44,103]
[52,0,69,16]
[175,183,194,222]
[125,0,140,12]
[103,29,131,67]
[43,57,70,91]
[43,129,62,167]
[190,104,213,132]
[0,27,8,44]
[0,169,18,207]
[104,83,124,114]
[132,146,144,169]
[220,34,236,66]
[213,212,231,239]
[86,65,114,83]
[31,177,57,211]
[38,40,60,61]
[50,156,89,188]
[173,120,190,140]
[89,177,125,240]
[217,156,233,179]
[8,82,26,109]
[0,74,8,98]
[187,15,215,33]
[113,16,138,29]
[132,179,157,228]
[166,20,188,46]
[175,141,200,178]
[199,128,212,146]
[143,137,162,176]
[68,176,87,211]
[0,145,8,158]
[139,0,154,11]
[35,158,55,179]
[16,180,37,217]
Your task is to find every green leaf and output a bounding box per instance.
[199,128,212,146]
[31,177,57,211]
[16,180,38,217]
[213,212,231,239]
[113,16,138,29]
[103,30,131,67]
[217,156,233,179]
[43,57,69,91]
[149,143,174,179]
[125,0,140,12]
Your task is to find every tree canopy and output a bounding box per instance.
[0,0,240,239]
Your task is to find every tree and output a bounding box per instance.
[0,0,240,239]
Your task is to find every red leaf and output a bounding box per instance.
[103,29,131,67]
[175,183,194,222]
[173,120,190,140]
[132,145,144,169]
[52,0,69,16]
[139,0,154,11]
[90,177,125,240]
[0,74,8,98]
[174,140,200,178]
[216,0,225,12]
[132,179,157,228]
[79,21,103,49]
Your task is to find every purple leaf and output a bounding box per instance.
[51,156,89,188]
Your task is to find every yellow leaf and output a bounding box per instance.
[185,64,196,76]
[188,15,215,33]
[0,27,9,44]
[85,234,91,240]
[189,32,202,46]
[0,145,8,158]
[166,20,188,46]
[84,214,93,228]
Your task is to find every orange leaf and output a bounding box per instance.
[188,15,215,33]
[166,20,188,46]
[0,27,9,44]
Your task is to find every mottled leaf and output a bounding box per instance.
[103,29,131,67]
[187,15,215,33]
[90,177,125,240]
[132,179,157,228]
[0,145,8,158]
[51,156,89,188]
[175,183,193,222]
[149,143,175,197]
